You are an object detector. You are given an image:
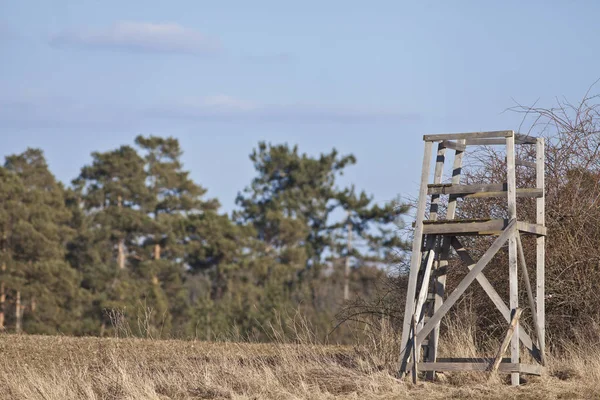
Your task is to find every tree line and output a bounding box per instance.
[0,136,408,341]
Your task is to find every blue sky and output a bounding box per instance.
[1,1,599,213]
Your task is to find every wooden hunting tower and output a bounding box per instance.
[398,131,545,386]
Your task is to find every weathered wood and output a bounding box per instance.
[407,362,542,375]
[401,132,545,381]
[490,308,523,373]
[414,250,435,324]
[465,138,511,146]
[536,137,546,363]
[517,221,547,236]
[399,141,433,371]
[507,135,517,220]
[427,183,542,198]
[463,188,543,199]
[450,237,541,361]
[514,133,537,144]
[423,219,508,235]
[506,134,520,386]
[412,315,418,384]
[437,357,510,363]
[441,140,466,151]
[428,143,447,221]
[446,141,465,219]
[423,131,513,141]
[414,220,516,347]
[421,219,546,236]
[427,183,505,192]
[464,137,536,146]
[429,139,465,373]
[516,232,546,366]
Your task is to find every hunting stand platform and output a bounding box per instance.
[398,131,545,386]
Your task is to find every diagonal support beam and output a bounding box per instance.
[451,236,542,363]
[414,249,435,323]
[516,232,546,365]
[414,220,517,348]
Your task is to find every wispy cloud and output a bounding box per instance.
[0,91,419,130]
[49,21,221,55]
[147,95,420,123]
[0,91,136,130]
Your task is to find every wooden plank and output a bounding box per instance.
[463,188,543,199]
[506,134,520,386]
[536,137,546,363]
[415,220,516,346]
[490,308,523,373]
[465,137,535,146]
[412,315,418,384]
[465,138,509,146]
[517,221,547,236]
[441,140,466,151]
[423,217,494,224]
[516,232,546,366]
[446,140,465,218]
[429,143,447,221]
[408,362,542,375]
[437,357,510,363]
[399,141,433,371]
[423,131,513,141]
[514,133,537,144]
[520,364,544,375]
[450,237,541,361]
[414,250,435,323]
[428,183,507,193]
[427,183,542,198]
[422,219,508,235]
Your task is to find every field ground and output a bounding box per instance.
[0,334,597,399]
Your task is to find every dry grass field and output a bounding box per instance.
[1,327,599,400]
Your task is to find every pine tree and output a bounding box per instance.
[0,166,27,330]
[133,135,220,335]
[134,135,219,261]
[235,142,355,271]
[234,142,409,339]
[73,145,152,334]
[2,149,83,334]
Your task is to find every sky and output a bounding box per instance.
[1,0,599,213]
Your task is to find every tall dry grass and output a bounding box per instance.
[1,312,599,399]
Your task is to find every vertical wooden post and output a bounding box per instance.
[412,314,418,384]
[506,132,520,386]
[428,142,446,221]
[399,140,433,373]
[536,138,545,362]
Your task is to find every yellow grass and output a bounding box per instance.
[1,328,599,400]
